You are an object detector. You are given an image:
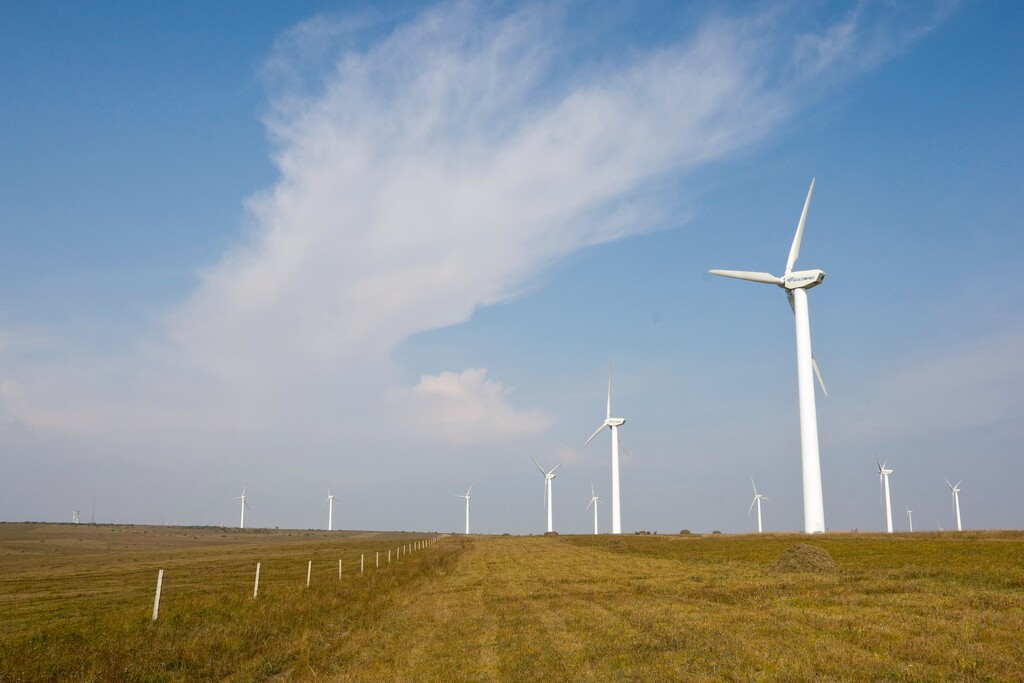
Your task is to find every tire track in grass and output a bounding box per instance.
[321,536,704,681]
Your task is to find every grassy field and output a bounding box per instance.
[1,524,1022,681]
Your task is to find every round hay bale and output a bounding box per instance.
[771,543,837,573]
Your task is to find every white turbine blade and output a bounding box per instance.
[466,485,473,497]
[606,368,613,420]
[618,438,632,460]
[945,477,954,491]
[591,482,596,499]
[532,457,547,476]
[785,178,815,275]
[876,452,882,472]
[708,269,783,285]
[549,463,563,475]
[584,423,606,447]
[751,477,758,495]
[586,498,595,512]
[811,356,829,398]
[748,497,757,515]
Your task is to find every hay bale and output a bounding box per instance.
[771,543,837,573]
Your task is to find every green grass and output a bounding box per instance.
[1,525,1022,681]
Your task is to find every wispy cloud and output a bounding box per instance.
[1,2,949,452]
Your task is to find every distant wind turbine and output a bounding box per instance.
[454,485,472,534]
[584,368,626,534]
[585,483,601,535]
[749,478,769,533]
[232,486,249,529]
[877,454,894,533]
[323,485,335,531]
[946,479,963,531]
[906,505,913,533]
[710,178,829,533]
[533,458,561,533]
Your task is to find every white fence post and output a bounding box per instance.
[376,551,379,568]
[254,562,261,599]
[339,559,342,579]
[152,569,164,621]
[388,549,391,564]
[307,560,312,588]
[361,554,364,573]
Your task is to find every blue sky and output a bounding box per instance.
[1,1,1021,534]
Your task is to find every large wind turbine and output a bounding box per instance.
[584,368,626,534]
[749,478,769,533]
[710,178,829,533]
[323,485,335,531]
[877,455,894,533]
[585,483,601,535]
[946,479,963,531]
[533,458,561,533]
[232,486,249,529]
[454,485,472,534]
[906,505,913,532]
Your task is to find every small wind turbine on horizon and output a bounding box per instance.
[710,178,829,534]
[906,505,913,532]
[454,485,472,534]
[946,478,963,531]
[749,478,769,533]
[584,368,626,534]
[533,458,561,533]
[585,483,601,535]
[232,486,249,529]
[323,485,335,531]
[877,454,894,533]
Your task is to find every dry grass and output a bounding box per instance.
[1,525,1022,681]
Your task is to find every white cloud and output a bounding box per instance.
[393,368,551,444]
[158,4,802,435]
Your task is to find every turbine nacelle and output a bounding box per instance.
[605,417,625,428]
[783,269,825,290]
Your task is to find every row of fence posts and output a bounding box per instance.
[151,534,447,620]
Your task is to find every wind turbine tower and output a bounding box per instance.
[877,455,894,533]
[946,479,963,531]
[323,486,335,531]
[710,179,829,533]
[584,368,626,534]
[749,478,769,533]
[586,483,602,535]
[232,486,249,529]
[454,485,472,534]
[533,458,561,533]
